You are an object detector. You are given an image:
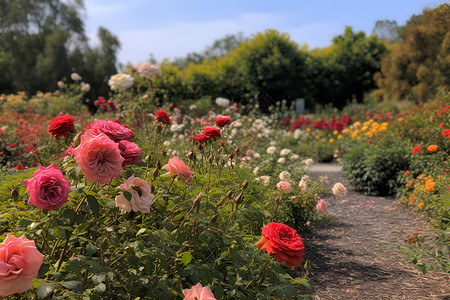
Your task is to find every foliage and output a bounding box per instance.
[375,3,450,102]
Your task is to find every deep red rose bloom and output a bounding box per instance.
[194,133,208,143]
[48,115,75,138]
[202,126,221,139]
[255,222,305,267]
[155,109,172,125]
[215,116,232,127]
[412,146,422,153]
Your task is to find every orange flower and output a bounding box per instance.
[417,202,424,209]
[427,145,438,152]
[425,180,435,191]
[404,170,410,176]
[439,122,444,128]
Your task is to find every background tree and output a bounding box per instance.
[375,3,450,102]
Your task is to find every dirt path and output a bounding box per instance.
[303,163,449,300]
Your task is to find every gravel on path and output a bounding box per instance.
[303,163,450,300]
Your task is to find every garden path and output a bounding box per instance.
[303,163,449,300]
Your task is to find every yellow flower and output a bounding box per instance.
[306,128,311,132]
[333,130,338,135]
[315,135,319,139]
[398,117,403,122]
[342,128,350,134]
[337,135,342,140]
[353,122,361,127]
[365,132,373,138]
[329,138,334,143]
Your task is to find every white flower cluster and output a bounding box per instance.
[137,63,162,78]
[215,97,230,107]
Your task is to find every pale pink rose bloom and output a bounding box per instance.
[298,179,308,193]
[23,164,71,210]
[81,83,90,92]
[277,181,292,193]
[165,157,194,185]
[332,182,347,198]
[316,199,327,213]
[118,140,142,166]
[189,104,197,111]
[0,235,44,297]
[182,283,216,300]
[279,171,291,181]
[137,63,162,78]
[72,130,124,184]
[71,72,81,81]
[88,120,134,142]
[57,81,64,88]
[115,176,154,214]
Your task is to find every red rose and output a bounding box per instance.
[412,146,422,153]
[155,109,172,125]
[202,126,221,139]
[48,115,75,138]
[215,116,232,127]
[442,129,450,136]
[255,222,305,267]
[194,133,208,143]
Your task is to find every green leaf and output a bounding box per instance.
[172,212,186,222]
[123,191,132,201]
[136,228,147,236]
[37,282,55,299]
[38,263,50,276]
[131,185,142,197]
[179,252,194,265]
[60,281,82,291]
[95,283,106,293]
[86,243,97,256]
[86,194,100,216]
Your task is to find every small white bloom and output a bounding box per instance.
[215,97,230,107]
[163,141,171,147]
[81,83,90,92]
[256,176,270,186]
[302,158,314,166]
[253,166,259,175]
[253,152,261,159]
[266,146,276,154]
[277,157,286,164]
[280,148,291,156]
[279,171,291,181]
[291,154,300,160]
[57,81,64,88]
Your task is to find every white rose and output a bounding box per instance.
[108,73,134,92]
[266,146,276,154]
[280,148,291,156]
[279,171,291,181]
[215,97,230,107]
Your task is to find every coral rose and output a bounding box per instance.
[118,140,142,166]
[23,164,71,210]
[88,120,135,142]
[165,157,194,184]
[115,176,154,214]
[255,222,305,267]
[332,182,347,198]
[202,126,221,139]
[48,115,75,138]
[277,181,292,193]
[72,130,124,184]
[182,283,216,300]
[155,109,172,125]
[0,234,43,297]
[316,199,327,213]
[215,116,231,127]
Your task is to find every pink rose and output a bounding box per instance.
[118,140,142,166]
[316,199,327,213]
[88,120,134,142]
[182,283,216,300]
[332,182,347,198]
[72,130,124,184]
[165,157,194,185]
[115,176,154,214]
[0,234,43,297]
[277,181,292,193]
[23,164,71,210]
[298,179,307,193]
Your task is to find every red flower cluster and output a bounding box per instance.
[255,222,305,267]
[442,129,450,136]
[48,115,75,138]
[289,116,311,132]
[94,97,116,112]
[155,109,172,125]
[215,116,232,127]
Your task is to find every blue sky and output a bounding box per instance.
[83,0,445,65]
